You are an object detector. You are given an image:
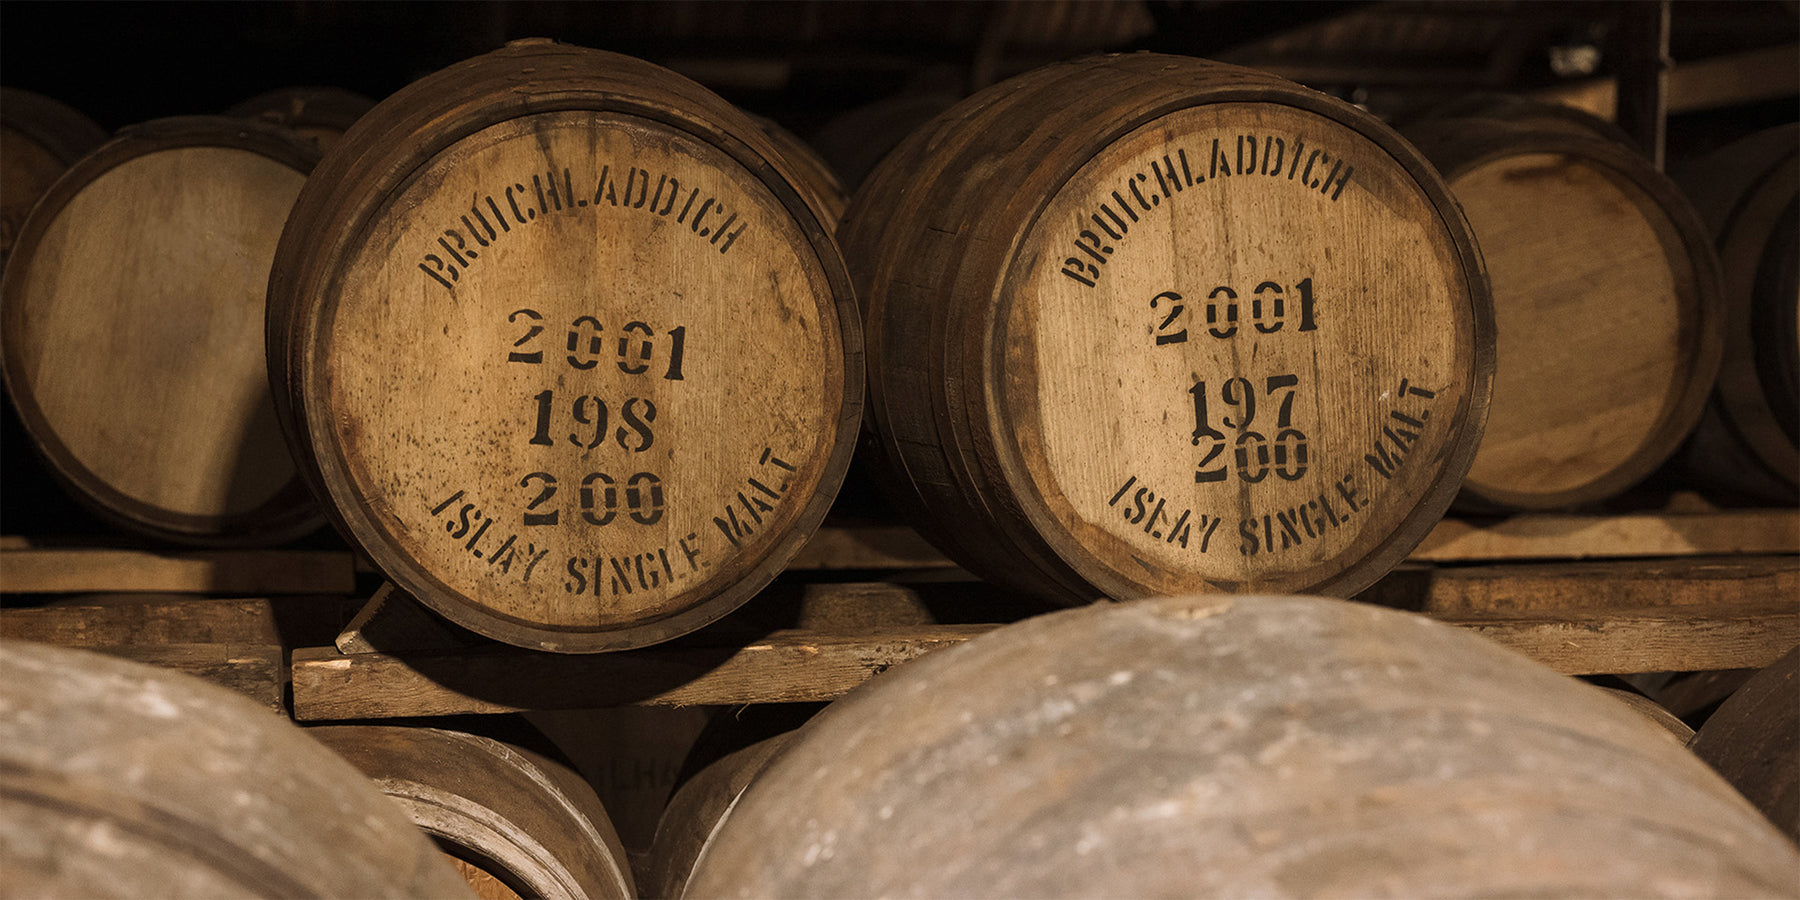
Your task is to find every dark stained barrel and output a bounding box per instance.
[687,594,1800,898]
[1674,125,1799,502]
[1690,643,1799,844]
[0,640,474,898]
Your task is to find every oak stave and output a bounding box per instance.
[1690,643,1799,844]
[225,85,376,153]
[268,39,862,652]
[686,595,1800,898]
[1674,125,1799,502]
[1404,115,1725,511]
[0,640,474,899]
[842,53,1493,604]
[1,115,324,545]
[308,724,636,900]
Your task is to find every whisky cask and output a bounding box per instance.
[1691,644,1799,843]
[1,116,324,544]
[0,88,108,270]
[750,114,848,230]
[1675,125,1798,501]
[268,40,861,652]
[0,641,474,898]
[646,732,794,899]
[226,86,375,152]
[308,725,635,900]
[841,54,1493,603]
[1405,116,1724,510]
[686,595,1800,898]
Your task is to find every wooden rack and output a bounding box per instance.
[3,503,1795,721]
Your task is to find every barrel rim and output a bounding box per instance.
[972,55,1495,600]
[1409,123,1727,510]
[270,41,863,652]
[0,115,325,546]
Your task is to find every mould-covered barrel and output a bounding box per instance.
[1,115,323,544]
[687,595,1800,898]
[267,39,862,652]
[0,641,474,898]
[841,53,1493,603]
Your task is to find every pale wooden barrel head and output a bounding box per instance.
[1,116,322,544]
[846,55,1492,603]
[1408,122,1723,510]
[0,88,109,269]
[270,40,861,652]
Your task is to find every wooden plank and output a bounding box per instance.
[1409,509,1799,562]
[290,559,1800,718]
[1,640,286,713]
[1362,556,1799,614]
[291,625,998,720]
[0,597,282,645]
[0,546,356,594]
[1534,43,1800,119]
[787,510,1799,571]
[1446,604,1798,677]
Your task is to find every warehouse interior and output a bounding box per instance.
[2,1,1797,897]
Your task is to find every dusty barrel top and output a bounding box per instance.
[268,39,862,652]
[842,53,1493,604]
[1,115,323,545]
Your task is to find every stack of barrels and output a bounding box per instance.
[3,36,1796,900]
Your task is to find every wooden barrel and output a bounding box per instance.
[646,732,795,899]
[267,39,862,652]
[1,116,324,545]
[0,88,108,270]
[1674,125,1798,501]
[750,114,848,230]
[841,53,1493,604]
[308,725,635,900]
[226,86,375,152]
[685,594,1800,898]
[1399,93,1635,145]
[1403,116,1724,511]
[1691,643,1799,843]
[0,640,474,898]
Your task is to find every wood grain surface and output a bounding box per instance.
[1407,118,1723,510]
[290,556,1799,719]
[842,53,1493,605]
[0,88,107,268]
[1,117,323,544]
[267,40,861,652]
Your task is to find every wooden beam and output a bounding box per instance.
[1363,556,1798,615]
[1534,43,1800,120]
[291,557,1800,719]
[0,597,282,645]
[0,545,356,594]
[1447,603,1796,677]
[1409,510,1799,561]
[787,509,1799,570]
[292,625,997,720]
